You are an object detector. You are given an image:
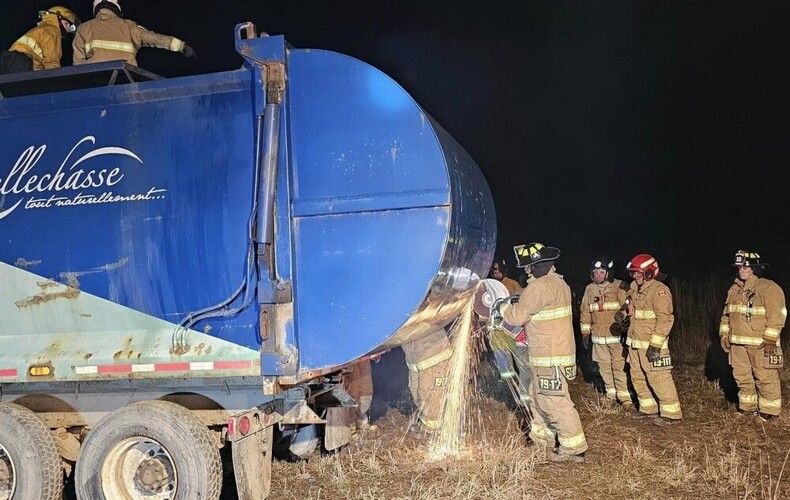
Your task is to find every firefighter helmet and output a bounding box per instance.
[626,253,659,280]
[490,258,507,277]
[590,256,614,282]
[93,0,122,16]
[40,6,79,33]
[513,242,560,268]
[733,250,766,268]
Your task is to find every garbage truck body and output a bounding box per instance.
[0,24,495,499]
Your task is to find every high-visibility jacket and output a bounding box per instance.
[625,279,673,350]
[719,275,786,346]
[580,279,628,344]
[9,18,62,71]
[73,9,185,67]
[502,269,575,370]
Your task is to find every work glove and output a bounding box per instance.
[720,336,731,353]
[582,334,591,351]
[182,44,197,59]
[491,298,509,328]
[646,345,661,363]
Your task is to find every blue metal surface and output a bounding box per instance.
[0,29,496,381]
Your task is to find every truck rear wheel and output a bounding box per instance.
[74,400,222,500]
[0,403,63,500]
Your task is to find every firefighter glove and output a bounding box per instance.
[182,44,197,59]
[720,336,731,353]
[582,334,591,351]
[646,345,661,363]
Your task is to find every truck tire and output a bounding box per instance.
[0,403,63,500]
[74,400,221,500]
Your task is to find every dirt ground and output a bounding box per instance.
[266,350,790,500]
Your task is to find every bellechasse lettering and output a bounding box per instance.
[0,135,166,220]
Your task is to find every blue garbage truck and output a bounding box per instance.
[0,23,495,499]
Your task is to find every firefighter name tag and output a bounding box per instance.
[650,355,672,369]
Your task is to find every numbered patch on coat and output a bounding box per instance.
[563,365,577,381]
[650,355,673,369]
[766,347,784,369]
[434,377,448,387]
[538,376,562,392]
[536,366,564,395]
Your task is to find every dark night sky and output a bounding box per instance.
[3,1,789,285]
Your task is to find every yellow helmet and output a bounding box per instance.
[40,6,80,33]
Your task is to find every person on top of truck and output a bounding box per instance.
[72,0,197,67]
[0,6,79,75]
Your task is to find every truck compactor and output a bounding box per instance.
[0,23,495,499]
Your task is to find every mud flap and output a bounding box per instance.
[324,407,355,451]
[232,426,274,500]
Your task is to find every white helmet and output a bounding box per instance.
[93,0,121,16]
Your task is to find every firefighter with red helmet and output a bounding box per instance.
[496,242,587,462]
[624,254,682,426]
[580,256,631,407]
[719,250,786,421]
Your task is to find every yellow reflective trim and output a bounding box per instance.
[592,335,621,345]
[727,304,766,316]
[85,40,136,54]
[634,310,657,320]
[764,328,780,339]
[530,424,555,439]
[617,391,631,401]
[605,388,617,398]
[532,305,572,321]
[499,370,516,379]
[419,417,442,429]
[729,335,764,346]
[659,402,681,414]
[558,432,587,449]
[169,37,185,52]
[638,397,657,408]
[406,347,453,372]
[738,393,758,404]
[588,302,621,312]
[649,334,667,347]
[580,323,591,333]
[530,354,575,367]
[719,323,730,334]
[518,393,531,403]
[14,36,44,58]
[627,337,668,349]
[759,397,782,410]
[782,307,787,318]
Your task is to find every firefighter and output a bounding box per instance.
[73,0,197,67]
[401,326,453,435]
[490,257,522,295]
[579,256,631,407]
[719,250,786,421]
[345,358,377,433]
[495,242,587,462]
[623,254,682,426]
[0,7,79,74]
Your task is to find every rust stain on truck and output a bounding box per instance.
[15,277,80,308]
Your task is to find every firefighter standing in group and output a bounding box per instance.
[579,257,631,408]
[719,250,786,421]
[496,242,587,462]
[0,7,79,74]
[73,0,197,67]
[622,254,682,426]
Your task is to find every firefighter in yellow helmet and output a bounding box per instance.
[623,254,682,426]
[73,0,197,67]
[495,242,587,462]
[719,250,786,422]
[0,7,79,74]
[579,256,631,408]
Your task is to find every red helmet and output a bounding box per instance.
[626,253,659,280]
